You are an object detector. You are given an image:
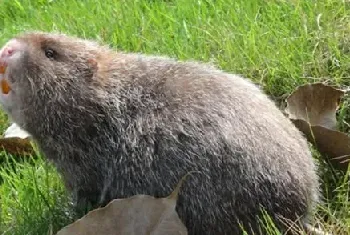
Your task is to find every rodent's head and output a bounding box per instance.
[0,31,107,129]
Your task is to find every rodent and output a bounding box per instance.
[0,31,320,234]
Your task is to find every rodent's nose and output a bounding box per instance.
[1,47,14,58]
[0,39,21,61]
[0,39,24,67]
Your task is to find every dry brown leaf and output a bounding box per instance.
[0,123,33,155]
[56,172,198,235]
[285,83,350,170]
[291,119,350,171]
[0,137,34,156]
[56,195,187,235]
[286,83,344,130]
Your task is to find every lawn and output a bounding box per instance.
[0,0,349,234]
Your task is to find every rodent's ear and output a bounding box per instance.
[83,58,99,81]
[87,58,98,73]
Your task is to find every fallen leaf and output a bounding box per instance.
[3,123,31,139]
[286,83,344,130]
[285,83,350,170]
[291,119,350,171]
[56,172,199,235]
[0,137,34,156]
[0,123,33,155]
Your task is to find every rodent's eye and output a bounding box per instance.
[44,48,55,59]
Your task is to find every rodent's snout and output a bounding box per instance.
[0,39,24,95]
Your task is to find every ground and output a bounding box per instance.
[0,0,349,234]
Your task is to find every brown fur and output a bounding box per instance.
[0,31,320,234]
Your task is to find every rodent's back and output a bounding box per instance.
[88,54,319,232]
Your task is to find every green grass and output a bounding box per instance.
[0,153,74,235]
[0,0,350,234]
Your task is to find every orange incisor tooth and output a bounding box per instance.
[1,79,11,94]
[0,65,6,74]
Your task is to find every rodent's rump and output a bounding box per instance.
[0,31,320,234]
